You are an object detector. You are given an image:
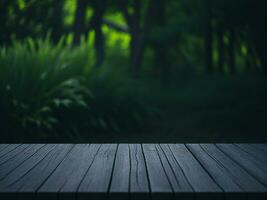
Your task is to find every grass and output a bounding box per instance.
[0,39,267,142]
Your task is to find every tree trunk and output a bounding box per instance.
[132,0,155,79]
[51,0,64,43]
[151,0,169,84]
[120,0,152,78]
[91,0,106,68]
[73,0,88,45]
[217,25,225,73]
[94,22,105,68]
[228,27,236,74]
[204,0,213,73]
[0,0,9,44]
[130,0,142,78]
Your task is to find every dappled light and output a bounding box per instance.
[0,0,267,142]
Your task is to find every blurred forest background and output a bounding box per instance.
[0,0,267,142]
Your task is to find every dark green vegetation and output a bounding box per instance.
[0,0,267,142]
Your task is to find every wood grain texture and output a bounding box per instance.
[129,144,150,200]
[235,144,267,163]
[0,145,29,166]
[251,144,267,153]
[0,144,56,192]
[187,144,267,200]
[77,144,117,200]
[156,144,194,200]
[0,143,266,200]
[169,144,223,200]
[38,144,100,200]
[0,144,45,180]
[0,144,73,199]
[169,144,222,192]
[0,144,24,160]
[109,144,130,200]
[142,144,173,200]
[0,144,10,152]
[216,144,267,187]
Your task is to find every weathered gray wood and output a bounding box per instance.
[0,145,29,166]
[109,144,150,200]
[0,144,9,152]
[0,144,45,180]
[191,144,266,192]
[169,144,223,200]
[168,144,221,192]
[0,144,56,192]
[216,144,267,187]
[0,144,22,159]
[0,143,266,200]
[156,144,193,200]
[38,144,101,200]
[77,144,117,200]
[129,144,150,200]
[0,144,73,199]
[187,144,267,200]
[109,144,130,200]
[235,144,267,163]
[142,144,173,200]
[251,144,267,154]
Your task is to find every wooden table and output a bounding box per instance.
[0,144,266,199]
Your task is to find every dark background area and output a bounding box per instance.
[0,0,267,143]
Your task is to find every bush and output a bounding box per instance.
[0,39,155,142]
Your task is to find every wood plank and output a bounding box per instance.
[109,144,130,200]
[187,144,242,200]
[216,144,267,187]
[0,143,266,200]
[0,144,29,166]
[0,144,73,198]
[169,144,222,200]
[0,144,56,191]
[128,144,150,200]
[0,144,22,158]
[58,144,101,196]
[77,144,117,200]
[168,144,222,192]
[129,144,150,195]
[0,144,9,152]
[38,144,101,200]
[187,144,267,200]
[251,144,267,154]
[191,144,266,192]
[142,144,173,200]
[156,144,193,200]
[158,144,194,193]
[0,144,45,180]
[109,144,150,200]
[235,144,267,163]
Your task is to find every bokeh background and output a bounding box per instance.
[0,0,267,142]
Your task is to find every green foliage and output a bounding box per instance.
[1,0,267,142]
[0,39,155,141]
